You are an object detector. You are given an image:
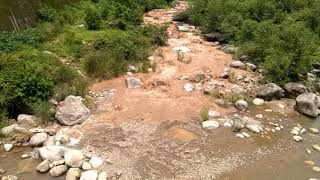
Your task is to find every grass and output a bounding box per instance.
[211,89,250,104]
[228,71,237,84]
[177,52,192,64]
[32,101,53,124]
[198,106,209,122]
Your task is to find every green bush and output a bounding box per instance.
[85,9,102,30]
[37,6,57,22]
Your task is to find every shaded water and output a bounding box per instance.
[0,0,74,31]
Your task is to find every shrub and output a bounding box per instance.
[85,9,101,30]
[198,106,209,122]
[37,6,57,22]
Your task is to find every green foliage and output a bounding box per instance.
[186,0,320,85]
[37,6,57,22]
[85,9,102,30]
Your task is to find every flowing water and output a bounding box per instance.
[0,0,74,31]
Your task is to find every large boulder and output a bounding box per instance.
[284,82,308,98]
[295,93,320,117]
[256,83,284,101]
[29,132,48,147]
[55,96,90,126]
[64,150,85,168]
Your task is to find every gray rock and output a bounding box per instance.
[17,114,37,127]
[230,61,245,69]
[52,159,65,166]
[202,120,220,129]
[246,124,260,133]
[49,165,68,177]
[89,156,103,169]
[293,135,303,142]
[126,78,142,89]
[284,82,308,98]
[80,170,99,180]
[208,111,220,118]
[55,95,90,126]
[36,159,51,173]
[256,83,284,101]
[295,93,320,117]
[66,168,82,180]
[29,133,48,147]
[202,84,215,95]
[232,117,245,132]
[4,144,13,152]
[43,136,56,146]
[183,83,194,92]
[252,98,264,106]
[38,145,66,161]
[234,100,248,112]
[65,150,85,168]
[219,69,230,79]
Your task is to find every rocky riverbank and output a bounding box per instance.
[2,1,320,180]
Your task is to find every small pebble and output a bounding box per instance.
[305,160,315,166]
[313,166,320,172]
[236,133,245,139]
[293,135,303,142]
[306,148,312,154]
[242,132,250,138]
[291,130,299,135]
[309,128,319,134]
[300,128,306,134]
[275,127,281,131]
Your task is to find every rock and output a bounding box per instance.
[291,130,299,135]
[242,132,250,138]
[17,114,37,127]
[246,124,260,133]
[82,161,92,170]
[214,99,226,107]
[0,167,6,174]
[208,111,220,118]
[284,82,308,98]
[305,160,315,166]
[52,159,65,166]
[49,165,68,177]
[230,61,245,69]
[219,69,230,79]
[191,73,206,83]
[89,156,103,169]
[183,83,194,92]
[313,166,320,172]
[300,128,306,134]
[236,133,245,139]
[252,98,264,106]
[202,84,215,95]
[275,127,281,131]
[232,117,245,132]
[43,136,56,146]
[98,171,107,180]
[255,114,263,119]
[126,78,142,89]
[55,95,90,126]
[293,127,301,131]
[38,145,66,161]
[245,63,256,71]
[202,120,220,129]
[309,128,319,134]
[65,150,85,168]
[36,159,51,173]
[29,132,48,147]
[1,124,18,136]
[256,83,284,101]
[295,93,320,117]
[234,100,248,112]
[221,45,238,54]
[21,153,32,159]
[306,148,312,154]
[312,145,320,152]
[127,65,137,72]
[177,24,190,32]
[80,170,99,180]
[172,46,191,53]
[4,144,13,152]
[1,175,17,180]
[203,32,222,42]
[293,135,303,142]
[66,168,82,180]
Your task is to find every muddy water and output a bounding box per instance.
[0,0,75,31]
[0,147,64,179]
